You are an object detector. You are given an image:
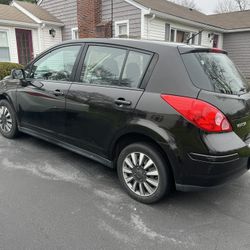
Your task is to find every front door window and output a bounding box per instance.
[30,45,81,81]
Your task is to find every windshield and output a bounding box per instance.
[182,52,249,95]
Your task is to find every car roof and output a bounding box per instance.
[59,38,205,53]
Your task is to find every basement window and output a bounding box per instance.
[115,20,129,38]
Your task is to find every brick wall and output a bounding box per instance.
[77,0,111,38]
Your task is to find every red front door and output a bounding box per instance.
[15,29,34,65]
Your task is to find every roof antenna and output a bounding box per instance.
[186,29,204,44]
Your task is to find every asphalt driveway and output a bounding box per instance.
[0,134,250,250]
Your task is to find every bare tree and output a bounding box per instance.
[169,0,197,9]
[216,0,249,13]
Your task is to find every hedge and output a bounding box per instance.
[0,62,23,80]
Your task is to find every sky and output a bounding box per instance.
[193,0,219,14]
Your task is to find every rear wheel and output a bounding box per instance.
[117,143,171,204]
[0,100,19,139]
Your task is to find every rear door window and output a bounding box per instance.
[121,51,151,88]
[80,46,127,86]
[80,45,151,88]
[182,52,249,95]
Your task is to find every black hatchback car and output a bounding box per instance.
[0,39,249,203]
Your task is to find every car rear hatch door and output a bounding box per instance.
[179,46,250,142]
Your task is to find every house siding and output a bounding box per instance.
[40,26,62,51]
[102,0,141,38]
[143,16,202,43]
[201,30,223,49]
[39,0,77,40]
[223,32,250,80]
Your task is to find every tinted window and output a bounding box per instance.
[182,52,249,95]
[30,46,81,81]
[80,46,127,86]
[121,51,151,88]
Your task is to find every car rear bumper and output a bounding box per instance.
[175,156,249,191]
[159,132,250,191]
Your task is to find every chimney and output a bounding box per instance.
[77,0,102,38]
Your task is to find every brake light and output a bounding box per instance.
[211,48,223,53]
[161,95,232,133]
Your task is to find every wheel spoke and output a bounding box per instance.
[125,158,134,169]
[139,153,145,166]
[125,176,134,183]
[139,183,144,196]
[146,178,159,187]
[143,159,154,170]
[132,181,138,191]
[131,153,137,166]
[143,182,154,194]
[4,107,8,116]
[123,167,132,174]
[5,123,11,131]
[146,170,158,177]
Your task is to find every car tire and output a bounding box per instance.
[117,142,171,204]
[0,99,19,139]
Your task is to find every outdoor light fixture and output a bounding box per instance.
[208,32,214,38]
[49,28,56,38]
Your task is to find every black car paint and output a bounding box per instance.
[0,39,249,191]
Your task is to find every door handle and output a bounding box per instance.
[115,98,132,107]
[53,89,64,96]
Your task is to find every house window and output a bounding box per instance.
[170,29,176,42]
[165,23,170,41]
[115,20,129,38]
[0,31,10,62]
[72,27,79,40]
[176,30,190,43]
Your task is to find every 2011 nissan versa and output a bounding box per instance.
[0,39,249,203]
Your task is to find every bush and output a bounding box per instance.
[0,62,23,80]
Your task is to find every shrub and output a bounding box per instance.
[0,62,23,80]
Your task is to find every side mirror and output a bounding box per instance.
[11,69,29,87]
[11,69,25,80]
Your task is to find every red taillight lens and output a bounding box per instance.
[161,94,232,133]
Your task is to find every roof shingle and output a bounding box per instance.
[210,11,250,30]
[134,0,250,30]
[0,4,35,24]
[16,1,63,24]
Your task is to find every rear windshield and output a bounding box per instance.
[182,52,249,95]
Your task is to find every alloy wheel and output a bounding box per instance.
[0,105,13,133]
[122,152,160,197]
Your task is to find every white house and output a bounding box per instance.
[0,0,63,65]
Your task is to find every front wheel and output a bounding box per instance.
[0,100,19,139]
[117,143,171,204]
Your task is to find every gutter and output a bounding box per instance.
[149,9,225,32]
[145,9,250,34]
[0,19,39,28]
[42,20,64,27]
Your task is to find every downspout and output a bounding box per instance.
[111,0,113,37]
[147,11,155,40]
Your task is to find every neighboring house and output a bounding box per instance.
[38,0,250,80]
[0,0,63,65]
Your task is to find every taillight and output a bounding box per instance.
[161,94,232,133]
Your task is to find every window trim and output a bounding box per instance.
[71,27,79,40]
[170,26,198,45]
[115,20,129,38]
[74,43,154,90]
[0,29,10,62]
